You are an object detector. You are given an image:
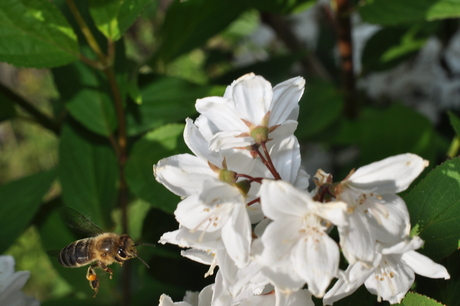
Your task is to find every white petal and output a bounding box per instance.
[221,205,252,267]
[323,260,375,305]
[0,256,15,281]
[228,74,273,124]
[209,130,254,151]
[198,285,214,306]
[364,254,414,304]
[259,217,302,264]
[401,251,450,279]
[158,294,192,306]
[181,249,214,266]
[268,135,301,184]
[338,212,376,265]
[275,289,313,306]
[348,153,428,194]
[270,76,305,125]
[154,154,216,197]
[196,96,247,132]
[184,118,222,166]
[260,180,311,220]
[0,271,30,306]
[269,120,298,140]
[370,194,410,242]
[292,233,340,297]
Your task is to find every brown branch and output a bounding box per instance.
[0,83,60,134]
[260,12,331,81]
[333,0,357,119]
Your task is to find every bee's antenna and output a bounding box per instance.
[134,243,155,269]
[137,256,150,269]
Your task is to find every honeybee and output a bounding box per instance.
[57,207,153,297]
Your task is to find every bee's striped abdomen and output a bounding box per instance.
[58,238,94,267]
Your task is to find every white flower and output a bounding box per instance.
[0,255,40,306]
[195,73,305,150]
[323,237,450,305]
[334,153,428,265]
[154,119,254,267]
[255,180,348,297]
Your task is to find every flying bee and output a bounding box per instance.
[57,207,153,297]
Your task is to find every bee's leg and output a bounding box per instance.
[86,264,99,298]
[98,261,114,280]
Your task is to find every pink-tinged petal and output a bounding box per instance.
[364,254,414,304]
[338,213,376,265]
[292,233,340,297]
[221,205,252,267]
[227,74,273,124]
[370,194,410,242]
[348,153,428,194]
[154,154,215,197]
[401,251,450,279]
[260,180,311,220]
[269,120,298,140]
[196,96,248,132]
[184,118,222,166]
[270,76,305,125]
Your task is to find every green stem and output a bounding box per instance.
[66,2,130,304]
[0,83,60,134]
[66,0,107,65]
[447,136,460,158]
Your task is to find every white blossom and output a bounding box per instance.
[0,255,40,306]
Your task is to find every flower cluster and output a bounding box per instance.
[153,73,450,306]
[0,255,40,306]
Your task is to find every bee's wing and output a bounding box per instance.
[60,206,104,237]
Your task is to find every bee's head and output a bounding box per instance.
[118,234,154,268]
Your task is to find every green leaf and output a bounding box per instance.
[359,0,460,26]
[125,123,187,214]
[404,157,460,261]
[126,75,218,136]
[53,61,117,136]
[447,111,460,136]
[395,292,445,306]
[0,0,78,68]
[296,79,343,139]
[361,23,437,73]
[89,0,153,41]
[0,169,56,253]
[152,0,247,65]
[59,123,118,229]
